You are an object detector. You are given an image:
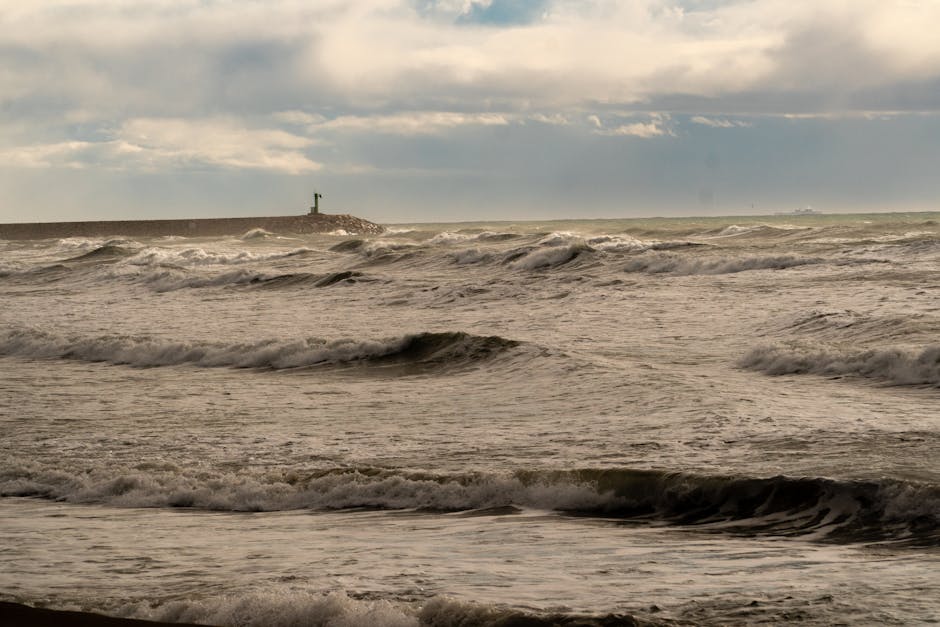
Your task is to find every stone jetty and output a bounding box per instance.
[0,213,385,240]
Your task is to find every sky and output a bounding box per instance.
[1,0,939,223]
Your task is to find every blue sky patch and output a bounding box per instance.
[456,0,549,26]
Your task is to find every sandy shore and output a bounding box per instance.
[0,602,205,626]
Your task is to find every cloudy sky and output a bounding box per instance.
[2,0,939,223]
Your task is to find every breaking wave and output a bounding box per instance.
[50,590,645,627]
[428,231,521,245]
[21,588,858,627]
[505,243,592,270]
[52,237,141,251]
[451,248,493,265]
[716,224,764,237]
[327,232,694,271]
[624,253,824,275]
[427,231,476,245]
[330,238,366,253]
[740,343,940,386]
[346,241,424,266]
[133,269,367,292]
[700,224,807,239]
[586,234,661,252]
[257,270,365,289]
[105,592,417,627]
[0,329,521,371]
[123,246,313,267]
[5,587,870,626]
[2,464,937,544]
[61,244,137,262]
[133,268,278,292]
[239,228,275,240]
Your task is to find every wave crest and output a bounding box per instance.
[62,244,136,262]
[506,243,592,270]
[0,329,521,371]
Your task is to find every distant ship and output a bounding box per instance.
[774,207,821,216]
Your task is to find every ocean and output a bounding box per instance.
[1,213,938,625]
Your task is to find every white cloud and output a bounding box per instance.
[0,118,321,173]
[312,111,510,135]
[779,110,940,120]
[598,122,667,138]
[528,113,571,125]
[592,113,675,138]
[120,118,321,173]
[690,116,752,128]
[0,141,101,169]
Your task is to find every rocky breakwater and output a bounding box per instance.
[0,213,385,240]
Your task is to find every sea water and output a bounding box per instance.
[1,213,938,625]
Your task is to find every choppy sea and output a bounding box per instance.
[1,213,938,625]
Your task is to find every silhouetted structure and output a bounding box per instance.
[310,192,322,215]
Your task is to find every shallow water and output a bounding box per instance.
[1,212,939,625]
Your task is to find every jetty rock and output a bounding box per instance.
[0,213,385,240]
